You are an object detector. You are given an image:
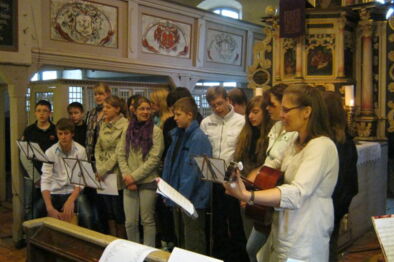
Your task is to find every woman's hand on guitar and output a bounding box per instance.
[223,168,249,202]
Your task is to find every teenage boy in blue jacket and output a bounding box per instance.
[162,97,212,255]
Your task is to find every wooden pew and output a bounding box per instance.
[23,217,170,262]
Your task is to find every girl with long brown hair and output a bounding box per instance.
[234,95,273,176]
[233,95,274,262]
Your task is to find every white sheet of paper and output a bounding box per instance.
[193,156,226,183]
[156,178,197,218]
[99,239,157,262]
[19,151,41,182]
[372,215,394,261]
[30,142,51,162]
[17,141,34,159]
[286,259,305,262]
[168,247,223,262]
[97,173,118,195]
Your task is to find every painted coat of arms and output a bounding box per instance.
[207,30,242,65]
[50,0,117,47]
[141,15,191,58]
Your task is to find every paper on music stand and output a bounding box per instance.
[156,178,197,218]
[16,140,34,159]
[97,173,118,195]
[19,151,41,182]
[193,156,226,183]
[62,158,102,189]
[99,239,157,262]
[79,160,102,189]
[371,214,394,261]
[29,142,51,163]
[168,247,223,262]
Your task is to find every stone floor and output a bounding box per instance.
[0,199,393,262]
[0,203,25,262]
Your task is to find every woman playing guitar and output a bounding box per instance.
[224,85,339,262]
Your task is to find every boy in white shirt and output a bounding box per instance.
[38,118,87,222]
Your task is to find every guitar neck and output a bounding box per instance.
[240,176,260,190]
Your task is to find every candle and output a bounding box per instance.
[344,85,354,107]
[255,88,263,96]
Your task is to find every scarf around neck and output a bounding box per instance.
[125,116,154,159]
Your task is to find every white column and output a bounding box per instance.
[53,84,69,122]
[0,65,29,243]
[9,83,28,242]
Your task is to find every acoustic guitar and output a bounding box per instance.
[225,163,283,233]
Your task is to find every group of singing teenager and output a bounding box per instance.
[20,82,358,262]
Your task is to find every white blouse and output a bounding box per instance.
[264,121,298,169]
[260,136,339,262]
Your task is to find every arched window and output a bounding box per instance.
[198,0,242,19]
[213,8,240,19]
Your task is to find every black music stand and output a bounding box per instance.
[193,155,229,256]
[16,140,52,219]
[62,158,103,190]
[193,155,227,183]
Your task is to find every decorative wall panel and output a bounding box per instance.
[50,0,118,48]
[206,29,242,66]
[282,38,296,78]
[305,33,335,76]
[141,14,191,58]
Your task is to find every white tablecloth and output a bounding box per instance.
[356,141,381,165]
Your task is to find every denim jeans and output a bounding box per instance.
[23,177,42,220]
[34,194,74,218]
[84,187,108,233]
[76,193,93,229]
[34,192,92,228]
[246,227,268,262]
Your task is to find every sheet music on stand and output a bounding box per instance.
[371,214,394,262]
[17,140,34,160]
[16,140,52,163]
[193,156,227,183]
[62,158,103,189]
[156,178,198,219]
